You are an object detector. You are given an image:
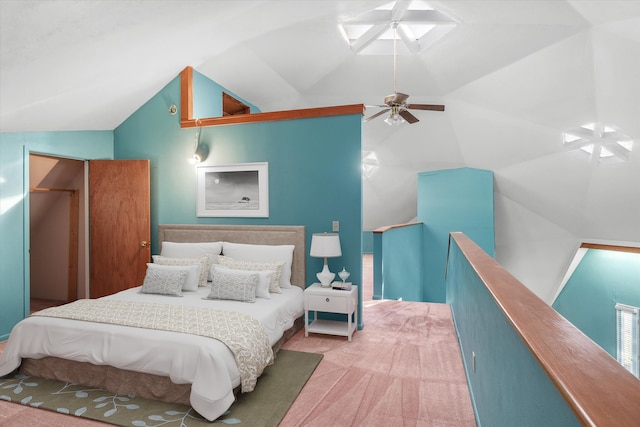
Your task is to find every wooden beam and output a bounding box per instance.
[179,65,364,127]
[180,104,365,128]
[580,242,640,254]
[180,66,193,123]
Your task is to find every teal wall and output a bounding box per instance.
[114,73,364,327]
[0,131,113,340]
[362,230,373,254]
[419,168,494,303]
[372,224,423,301]
[553,249,640,358]
[447,237,580,427]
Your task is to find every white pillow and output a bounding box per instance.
[217,255,284,293]
[160,241,223,280]
[212,265,272,299]
[146,263,200,291]
[140,268,187,297]
[222,242,294,289]
[205,270,258,303]
[152,255,210,288]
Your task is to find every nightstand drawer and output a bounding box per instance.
[305,294,353,313]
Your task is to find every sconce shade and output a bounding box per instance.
[310,233,342,258]
[193,143,209,163]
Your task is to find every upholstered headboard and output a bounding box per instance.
[158,224,306,290]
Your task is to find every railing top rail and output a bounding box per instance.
[373,222,423,234]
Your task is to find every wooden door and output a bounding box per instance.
[89,160,150,298]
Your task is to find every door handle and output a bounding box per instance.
[140,241,149,247]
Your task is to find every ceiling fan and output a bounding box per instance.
[364,22,445,125]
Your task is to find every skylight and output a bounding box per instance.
[339,0,457,55]
[362,151,380,178]
[562,122,635,164]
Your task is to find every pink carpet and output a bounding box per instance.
[279,299,476,426]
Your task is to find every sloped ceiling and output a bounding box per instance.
[1,0,639,303]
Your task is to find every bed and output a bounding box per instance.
[0,224,306,422]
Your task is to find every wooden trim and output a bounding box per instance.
[580,242,640,254]
[373,222,423,234]
[180,104,365,128]
[67,190,79,301]
[179,65,364,127]
[180,66,193,123]
[450,232,640,426]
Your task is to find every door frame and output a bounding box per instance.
[25,151,90,312]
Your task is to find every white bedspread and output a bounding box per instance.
[0,285,304,421]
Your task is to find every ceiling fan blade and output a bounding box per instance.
[394,92,410,104]
[406,104,445,111]
[384,92,410,105]
[363,108,390,122]
[399,110,419,124]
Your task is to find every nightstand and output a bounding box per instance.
[304,283,358,342]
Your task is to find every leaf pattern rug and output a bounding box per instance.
[0,349,322,426]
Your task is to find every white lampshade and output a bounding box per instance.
[310,233,342,258]
[310,233,342,287]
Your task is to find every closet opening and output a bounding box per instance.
[29,153,87,313]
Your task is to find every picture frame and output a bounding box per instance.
[196,162,269,217]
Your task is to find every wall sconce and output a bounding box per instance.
[191,122,209,163]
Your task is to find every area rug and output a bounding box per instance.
[0,349,322,426]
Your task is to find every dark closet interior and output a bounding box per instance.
[29,153,86,310]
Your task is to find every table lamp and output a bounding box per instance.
[310,233,342,287]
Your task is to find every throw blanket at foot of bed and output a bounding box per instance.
[32,300,274,392]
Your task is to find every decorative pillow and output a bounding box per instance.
[222,242,295,289]
[205,270,258,303]
[146,262,200,291]
[212,265,273,299]
[152,255,210,288]
[140,267,187,297]
[217,255,284,293]
[160,241,223,280]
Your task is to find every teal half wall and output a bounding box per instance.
[419,168,495,303]
[447,237,580,427]
[553,248,640,359]
[0,131,114,340]
[372,224,423,301]
[114,72,364,327]
[362,230,373,254]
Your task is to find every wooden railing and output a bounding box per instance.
[372,222,422,235]
[450,232,640,426]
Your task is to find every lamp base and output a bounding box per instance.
[316,264,335,288]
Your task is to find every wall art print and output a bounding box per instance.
[196,162,269,217]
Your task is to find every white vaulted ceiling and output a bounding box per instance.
[1,0,639,302]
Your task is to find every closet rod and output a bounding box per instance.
[29,187,76,193]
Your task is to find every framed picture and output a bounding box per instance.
[196,162,269,217]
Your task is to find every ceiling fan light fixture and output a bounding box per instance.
[384,113,405,126]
